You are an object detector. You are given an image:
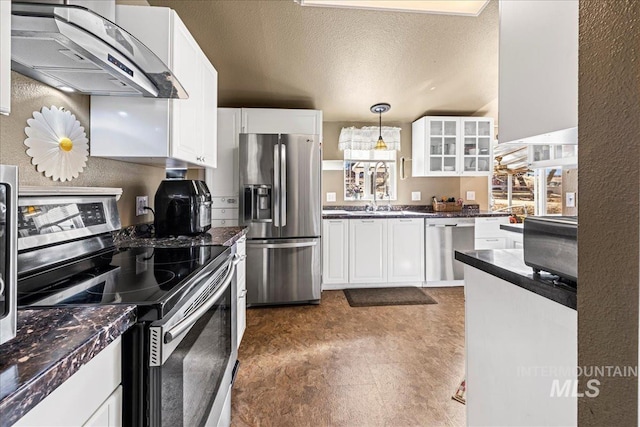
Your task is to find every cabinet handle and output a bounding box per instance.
[361,220,375,223]
[399,219,414,222]
[221,209,226,213]
[485,239,499,242]
[328,220,343,223]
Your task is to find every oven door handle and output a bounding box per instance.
[164,254,240,344]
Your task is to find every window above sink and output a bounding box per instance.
[343,149,397,202]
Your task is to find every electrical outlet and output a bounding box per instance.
[411,191,421,201]
[326,192,336,202]
[136,196,148,216]
[565,192,576,208]
[466,191,476,201]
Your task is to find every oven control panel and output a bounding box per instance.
[18,202,107,238]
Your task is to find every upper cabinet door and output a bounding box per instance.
[461,117,493,175]
[171,16,203,165]
[241,109,323,140]
[200,62,218,168]
[498,0,578,144]
[0,0,11,115]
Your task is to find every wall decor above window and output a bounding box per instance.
[24,106,89,182]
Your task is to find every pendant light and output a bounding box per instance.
[371,103,391,150]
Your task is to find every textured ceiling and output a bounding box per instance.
[148,0,499,122]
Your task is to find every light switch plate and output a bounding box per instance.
[466,191,476,201]
[565,192,576,207]
[326,192,337,202]
[411,191,421,201]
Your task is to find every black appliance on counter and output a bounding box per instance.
[523,216,578,283]
[154,179,212,237]
[16,187,239,426]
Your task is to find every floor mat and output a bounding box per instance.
[343,287,438,307]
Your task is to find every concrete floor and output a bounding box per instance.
[231,288,466,427]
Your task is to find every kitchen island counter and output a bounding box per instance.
[455,249,576,309]
[0,305,136,427]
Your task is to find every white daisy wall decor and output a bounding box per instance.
[24,106,89,182]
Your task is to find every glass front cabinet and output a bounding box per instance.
[412,116,494,177]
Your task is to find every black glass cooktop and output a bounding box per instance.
[17,245,230,320]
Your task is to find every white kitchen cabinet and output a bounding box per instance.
[206,108,242,197]
[241,108,323,140]
[464,265,577,425]
[15,338,122,426]
[475,216,510,250]
[528,144,578,168]
[322,219,349,286]
[412,116,493,177]
[498,0,578,144]
[90,6,218,168]
[236,236,247,348]
[0,0,10,115]
[504,230,524,249]
[349,219,387,283]
[387,218,425,283]
[84,386,123,427]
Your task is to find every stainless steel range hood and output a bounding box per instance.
[11,2,188,98]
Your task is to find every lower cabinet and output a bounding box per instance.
[322,219,349,284]
[387,218,425,282]
[474,217,510,249]
[236,237,247,348]
[349,219,388,283]
[15,338,122,426]
[322,218,425,288]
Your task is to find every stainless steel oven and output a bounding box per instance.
[0,165,17,345]
[148,251,239,426]
[16,188,240,426]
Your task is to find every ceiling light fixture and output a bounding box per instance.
[371,103,390,150]
[295,0,490,17]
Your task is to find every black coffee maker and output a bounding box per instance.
[154,180,212,237]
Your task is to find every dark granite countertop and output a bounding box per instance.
[322,210,511,219]
[501,223,524,234]
[0,305,136,427]
[455,249,576,310]
[114,225,248,248]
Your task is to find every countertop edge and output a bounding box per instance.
[500,223,524,234]
[455,250,577,310]
[322,212,511,219]
[0,306,137,427]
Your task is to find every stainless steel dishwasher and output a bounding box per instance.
[425,217,475,283]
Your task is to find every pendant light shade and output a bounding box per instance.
[371,103,391,150]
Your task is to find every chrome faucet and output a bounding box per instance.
[372,161,390,211]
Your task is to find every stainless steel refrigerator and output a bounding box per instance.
[239,134,321,306]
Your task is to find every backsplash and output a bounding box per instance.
[0,72,165,226]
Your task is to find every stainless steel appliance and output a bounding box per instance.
[524,216,578,282]
[154,179,212,237]
[16,187,238,426]
[239,133,321,305]
[0,165,17,345]
[425,217,475,283]
[11,1,187,98]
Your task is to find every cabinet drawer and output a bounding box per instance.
[475,237,508,250]
[211,196,239,208]
[236,237,246,256]
[475,217,509,238]
[211,219,238,227]
[212,208,238,219]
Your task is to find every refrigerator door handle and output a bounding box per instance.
[273,144,280,227]
[281,143,287,227]
[249,241,317,249]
